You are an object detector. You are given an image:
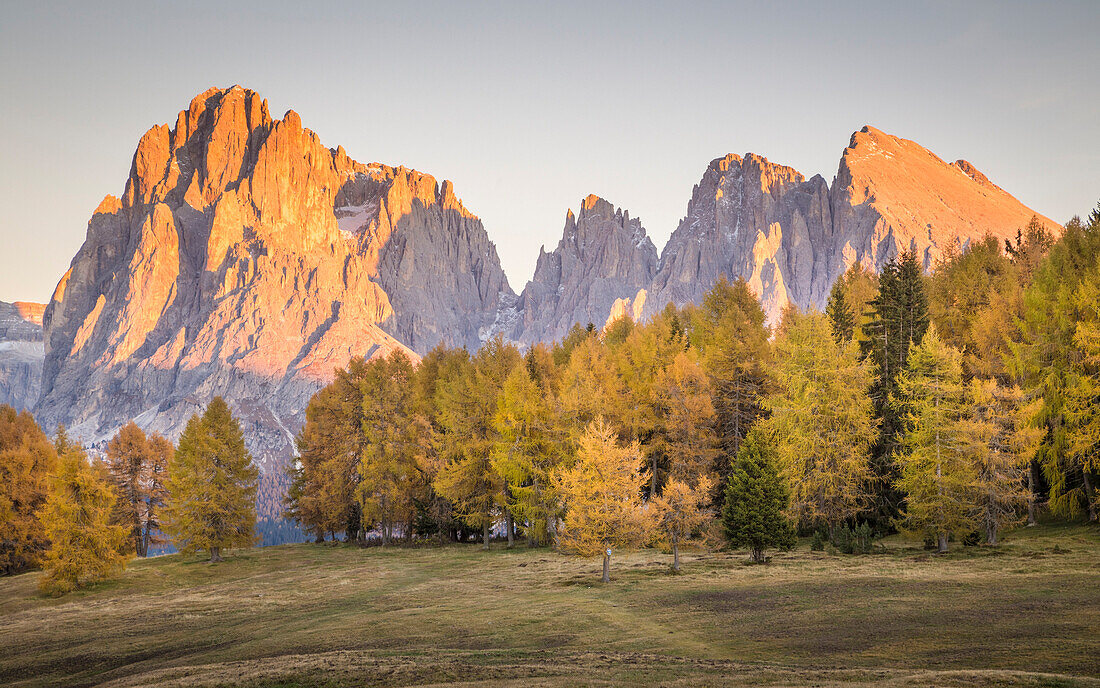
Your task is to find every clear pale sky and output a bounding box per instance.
[1,1,1097,303]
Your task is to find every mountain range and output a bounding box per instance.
[4,85,1059,471]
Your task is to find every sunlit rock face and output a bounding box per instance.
[0,301,45,411]
[644,127,1060,325]
[646,154,832,323]
[512,195,658,345]
[36,86,513,468]
[34,91,1061,472]
[826,126,1061,275]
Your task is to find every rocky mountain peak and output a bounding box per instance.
[511,195,657,345]
[36,86,513,472]
[646,126,1059,325]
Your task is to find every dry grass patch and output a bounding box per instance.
[0,523,1096,687]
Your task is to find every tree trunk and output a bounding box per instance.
[482,519,490,551]
[1082,470,1098,522]
[936,533,948,553]
[506,512,515,549]
[751,547,765,564]
[602,551,610,583]
[209,546,223,563]
[672,537,680,572]
[649,453,658,501]
[526,520,534,548]
[986,521,997,546]
[1027,462,1039,526]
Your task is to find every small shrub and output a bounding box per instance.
[810,530,825,551]
[833,523,874,554]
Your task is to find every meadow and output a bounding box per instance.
[1,523,1097,687]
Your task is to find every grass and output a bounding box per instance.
[0,522,1097,687]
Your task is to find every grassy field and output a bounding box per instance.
[0,523,1097,687]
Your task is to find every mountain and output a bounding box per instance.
[644,126,1060,323]
[36,86,513,468]
[32,85,1059,474]
[0,301,45,411]
[646,154,832,322]
[512,195,657,345]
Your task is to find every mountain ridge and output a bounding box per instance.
[27,87,1061,472]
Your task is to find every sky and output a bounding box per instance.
[1,1,1097,303]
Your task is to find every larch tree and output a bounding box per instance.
[554,419,651,582]
[1063,265,1100,521]
[654,350,719,489]
[652,476,713,571]
[492,364,567,547]
[38,444,128,595]
[357,350,430,545]
[721,429,796,563]
[0,407,58,575]
[1014,208,1100,522]
[163,397,258,562]
[962,379,1041,545]
[832,263,880,353]
[104,422,170,557]
[766,310,877,538]
[689,277,771,497]
[893,329,975,552]
[289,358,372,542]
[558,332,619,435]
[143,434,172,553]
[433,336,521,549]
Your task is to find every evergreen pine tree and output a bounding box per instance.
[38,444,128,595]
[862,251,930,526]
[826,279,855,343]
[163,397,258,562]
[721,429,796,563]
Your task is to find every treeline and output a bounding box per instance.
[0,398,260,594]
[285,207,1100,574]
[3,207,1098,588]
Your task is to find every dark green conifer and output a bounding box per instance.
[721,430,795,563]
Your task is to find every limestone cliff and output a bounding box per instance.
[512,195,657,344]
[644,128,1059,324]
[646,154,832,322]
[0,301,45,411]
[36,86,513,468]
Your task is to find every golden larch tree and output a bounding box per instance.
[893,329,976,552]
[651,475,712,571]
[0,407,58,575]
[766,310,877,538]
[554,419,651,582]
[163,397,258,562]
[38,444,128,595]
[104,422,171,556]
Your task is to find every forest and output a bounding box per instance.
[281,208,1100,572]
[1,207,1099,593]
